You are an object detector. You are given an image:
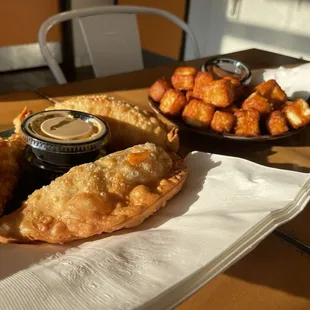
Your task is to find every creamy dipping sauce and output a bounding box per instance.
[25,111,104,144]
[41,117,94,140]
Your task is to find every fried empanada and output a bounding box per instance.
[0,136,24,216]
[0,107,32,215]
[0,143,187,244]
[47,95,179,152]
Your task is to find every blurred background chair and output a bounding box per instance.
[38,5,201,84]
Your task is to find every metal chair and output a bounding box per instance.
[38,5,201,84]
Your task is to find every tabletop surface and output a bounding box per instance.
[0,48,309,309]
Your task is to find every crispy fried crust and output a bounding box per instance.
[186,90,194,102]
[202,79,234,108]
[167,127,179,153]
[171,67,197,91]
[220,104,239,114]
[192,72,214,99]
[266,111,289,136]
[0,143,187,244]
[223,76,241,88]
[255,79,287,109]
[282,98,310,129]
[0,136,24,216]
[223,76,243,100]
[47,95,179,152]
[242,92,272,116]
[148,77,172,102]
[182,99,215,128]
[159,89,187,116]
[234,109,260,136]
[0,108,32,216]
[211,110,236,133]
[13,107,32,135]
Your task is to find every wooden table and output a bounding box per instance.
[1,48,309,309]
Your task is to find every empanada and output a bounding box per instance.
[47,95,179,152]
[0,107,32,215]
[0,143,187,244]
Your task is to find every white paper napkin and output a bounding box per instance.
[0,153,309,310]
[251,63,310,100]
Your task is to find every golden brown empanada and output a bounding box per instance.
[0,107,32,215]
[47,95,179,152]
[0,143,187,244]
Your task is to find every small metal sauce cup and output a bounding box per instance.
[20,110,110,177]
[202,57,252,85]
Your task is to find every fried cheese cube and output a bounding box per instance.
[221,104,239,114]
[255,79,287,108]
[234,109,260,136]
[186,90,194,102]
[159,89,187,116]
[201,79,234,108]
[281,100,294,111]
[223,76,240,88]
[192,72,214,99]
[284,100,294,106]
[266,111,289,136]
[182,99,215,128]
[171,67,197,90]
[282,98,310,129]
[148,77,172,102]
[223,76,243,100]
[210,110,236,133]
[241,92,272,116]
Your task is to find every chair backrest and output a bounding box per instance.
[38,5,201,84]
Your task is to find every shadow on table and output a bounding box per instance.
[224,234,310,300]
[179,129,310,173]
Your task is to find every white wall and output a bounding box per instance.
[185,0,310,61]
